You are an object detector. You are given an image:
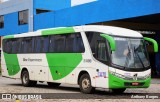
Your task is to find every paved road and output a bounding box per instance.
[0,76,160,102]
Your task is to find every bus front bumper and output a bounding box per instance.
[109,73,151,89]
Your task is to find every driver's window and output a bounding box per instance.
[97,41,108,61]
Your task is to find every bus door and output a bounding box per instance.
[95,41,109,88]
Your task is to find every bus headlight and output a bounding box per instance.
[109,71,125,79]
[145,73,151,79]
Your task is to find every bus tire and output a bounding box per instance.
[111,88,126,93]
[47,82,61,87]
[79,74,95,94]
[21,70,37,87]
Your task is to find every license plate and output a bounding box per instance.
[132,82,139,86]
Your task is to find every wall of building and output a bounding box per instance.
[0,0,33,35]
[34,0,160,30]
[0,0,75,35]
[34,12,55,30]
[71,0,97,6]
[33,0,71,15]
[0,12,29,35]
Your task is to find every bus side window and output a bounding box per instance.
[35,37,42,53]
[3,40,7,53]
[34,36,49,53]
[76,34,85,53]
[86,32,101,55]
[21,38,32,53]
[43,36,49,53]
[11,40,16,53]
[65,34,75,52]
[3,39,12,53]
[54,35,65,53]
[97,41,108,62]
[65,33,85,53]
[49,35,55,52]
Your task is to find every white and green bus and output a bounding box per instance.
[1,25,158,94]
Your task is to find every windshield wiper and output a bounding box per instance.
[134,47,145,69]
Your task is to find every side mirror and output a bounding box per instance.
[144,37,158,52]
[100,34,116,51]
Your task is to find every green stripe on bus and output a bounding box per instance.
[46,53,82,80]
[42,27,75,35]
[4,35,14,39]
[3,53,20,76]
[108,72,150,88]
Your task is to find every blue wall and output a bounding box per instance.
[34,12,55,30]
[34,0,160,30]
[0,12,28,36]
[33,0,71,15]
[2,0,160,34]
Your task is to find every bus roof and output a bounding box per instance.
[3,25,143,39]
[82,25,143,38]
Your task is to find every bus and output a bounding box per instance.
[1,25,158,94]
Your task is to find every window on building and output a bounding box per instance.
[18,10,28,25]
[36,9,52,14]
[0,15,4,28]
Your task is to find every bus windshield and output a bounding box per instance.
[111,37,150,69]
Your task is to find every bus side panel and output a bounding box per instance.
[65,54,97,85]
[47,53,82,83]
[1,51,9,77]
[1,52,21,78]
[17,54,49,81]
[95,61,109,88]
[74,31,97,87]
[76,67,97,87]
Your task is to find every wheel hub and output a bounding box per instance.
[82,78,90,89]
[23,74,28,84]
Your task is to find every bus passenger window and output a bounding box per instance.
[43,37,49,53]
[3,40,12,53]
[54,35,65,53]
[11,39,21,53]
[65,34,75,52]
[49,36,55,52]
[35,37,49,53]
[21,38,32,53]
[76,34,85,53]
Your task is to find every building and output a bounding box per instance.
[0,0,160,75]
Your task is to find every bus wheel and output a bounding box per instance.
[79,74,95,94]
[21,70,37,87]
[111,88,126,93]
[47,82,61,87]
